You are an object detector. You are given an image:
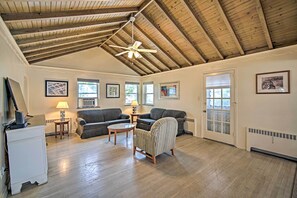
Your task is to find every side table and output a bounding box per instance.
[130,113,141,123]
[54,119,70,139]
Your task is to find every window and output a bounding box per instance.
[77,79,99,108]
[125,82,139,105]
[143,82,154,105]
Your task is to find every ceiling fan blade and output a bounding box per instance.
[137,49,157,53]
[134,51,142,58]
[128,51,134,59]
[133,41,142,49]
[109,45,129,50]
[115,51,129,56]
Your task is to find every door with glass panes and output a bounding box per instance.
[203,72,235,145]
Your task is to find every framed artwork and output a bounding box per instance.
[159,81,180,99]
[106,83,120,98]
[256,70,290,94]
[45,80,68,97]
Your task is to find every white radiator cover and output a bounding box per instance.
[246,127,297,159]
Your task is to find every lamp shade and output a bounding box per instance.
[56,101,69,109]
[131,100,139,106]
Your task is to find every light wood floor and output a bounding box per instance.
[9,133,296,198]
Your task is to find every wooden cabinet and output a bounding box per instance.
[6,115,48,195]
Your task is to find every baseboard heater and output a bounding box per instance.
[246,127,297,161]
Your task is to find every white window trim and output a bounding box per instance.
[143,82,154,106]
[125,82,140,105]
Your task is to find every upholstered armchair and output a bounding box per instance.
[133,117,178,164]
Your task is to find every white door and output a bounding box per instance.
[203,72,235,145]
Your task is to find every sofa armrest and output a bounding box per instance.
[77,117,86,126]
[120,113,130,119]
[176,118,186,123]
[139,113,151,119]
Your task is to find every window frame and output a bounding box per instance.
[125,82,140,105]
[77,78,100,109]
[142,82,154,106]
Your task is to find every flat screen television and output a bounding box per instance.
[5,78,29,116]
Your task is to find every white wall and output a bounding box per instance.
[28,66,140,132]
[0,19,28,197]
[141,45,297,149]
[35,47,138,76]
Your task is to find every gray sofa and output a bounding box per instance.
[76,108,130,139]
[136,108,186,136]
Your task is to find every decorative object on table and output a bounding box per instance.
[56,101,69,121]
[76,108,130,139]
[106,83,120,98]
[54,119,70,139]
[136,108,186,136]
[131,100,139,114]
[256,70,290,94]
[133,117,178,164]
[108,123,135,145]
[159,81,180,99]
[45,80,68,97]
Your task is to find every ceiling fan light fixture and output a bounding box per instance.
[128,51,133,59]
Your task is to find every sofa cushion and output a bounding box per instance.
[84,122,108,131]
[150,108,166,120]
[102,108,122,121]
[162,110,186,118]
[106,119,130,125]
[77,110,104,123]
[137,118,156,125]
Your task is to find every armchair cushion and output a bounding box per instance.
[150,108,166,120]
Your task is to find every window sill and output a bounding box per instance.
[77,106,100,109]
[143,104,154,106]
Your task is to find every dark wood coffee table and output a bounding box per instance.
[107,123,135,145]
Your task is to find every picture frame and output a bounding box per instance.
[256,70,290,94]
[159,81,180,99]
[45,80,68,97]
[106,83,120,98]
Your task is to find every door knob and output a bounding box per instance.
[203,110,206,113]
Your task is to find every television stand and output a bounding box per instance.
[6,114,48,195]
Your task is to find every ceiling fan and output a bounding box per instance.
[109,16,157,59]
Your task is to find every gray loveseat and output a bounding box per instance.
[136,108,186,136]
[76,108,130,139]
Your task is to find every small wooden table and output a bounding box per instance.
[130,113,141,123]
[54,119,70,139]
[108,123,135,145]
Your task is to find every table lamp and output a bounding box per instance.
[131,100,139,114]
[56,101,69,121]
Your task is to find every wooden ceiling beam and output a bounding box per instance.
[28,44,100,64]
[11,17,128,36]
[141,12,192,66]
[180,0,224,60]
[122,28,171,71]
[100,0,156,47]
[111,36,156,74]
[154,0,206,63]
[108,39,153,75]
[24,39,106,59]
[21,32,111,53]
[101,45,144,76]
[255,0,273,49]
[115,34,164,73]
[213,0,245,55]
[1,7,138,22]
[16,24,119,46]
[134,24,180,69]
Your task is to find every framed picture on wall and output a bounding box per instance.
[256,70,290,94]
[159,81,180,99]
[106,83,120,98]
[45,80,68,97]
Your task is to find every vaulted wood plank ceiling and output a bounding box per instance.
[0,0,296,76]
